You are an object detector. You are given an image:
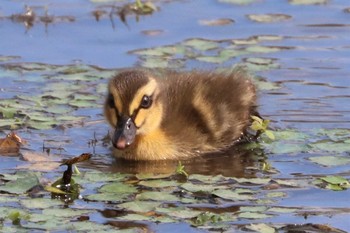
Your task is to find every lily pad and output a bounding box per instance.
[136,191,179,202]
[156,206,201,219]
[289,0,328,5]
[20,198,62,209]
[198,18,234,26]
[0,172,40,194]
[238,211,274,219]
[85,193,130,202]
[310,141,350,153]
[212,189,254,201]
[42,208,92,218]
[183,38,219,51]
[118,201,160,212]
[309,156,350,166]
[99,182,138,194]
[245,223,276,233]
[138,179,178,188]
[247,14,292,23]
[181,183,219,192]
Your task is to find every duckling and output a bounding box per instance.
[104,68,258,160]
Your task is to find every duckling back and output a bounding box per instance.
[160,69,257,156]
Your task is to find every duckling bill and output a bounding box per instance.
[104,68,258,160]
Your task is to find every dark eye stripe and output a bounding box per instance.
[130,94,154,124]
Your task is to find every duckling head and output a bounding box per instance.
[104,70,163,150]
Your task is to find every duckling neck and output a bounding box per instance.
[126,129,179,160]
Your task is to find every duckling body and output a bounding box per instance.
[104,68,257,160]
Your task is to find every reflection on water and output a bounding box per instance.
[107,149,264,177]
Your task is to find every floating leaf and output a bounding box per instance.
[85,193,130,202]
[246,223,276,233]
[317,176,350,191]
[310,141,350,153]
[212,189,254,201]
[198,18,234,26]
[189,174,225,184]
[20,198,62,209]
[218,0,258,5]
[136,191,179,202]
[118,201,160,212]
[233,177,271,185]
[181,183,218,193]
[156,207,201,219]
[99,182,137,194]
[42,208,92,218]
[238,212,274,219]
[247,14,292,23]
[138,179,178,188]
[183,38,219,51]
[289,0,328,5]
[136,173,172,180]
[309,156,350,166]
[192,211,230,226]
[0,172,40,194]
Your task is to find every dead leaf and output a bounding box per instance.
[198,18,234,26]
[62,153,92,165]
[0,132,23,156]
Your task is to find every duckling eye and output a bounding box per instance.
[140,95,152,109]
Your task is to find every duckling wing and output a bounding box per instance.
[160,69,256,152]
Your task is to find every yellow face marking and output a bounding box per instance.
[135,102,163,135]
[109,85,123,114]
[129,78,157,116]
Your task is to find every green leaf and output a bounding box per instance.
[136,191,179,202]
[135,173,172,180]
[265,130,275,140]
[42,208,92,218]
[245,223,276,233]
[309,156,350,166]
[118,201,160,212]
[320,176,349,185]
[20,198,62,209]
[233,177,271,185]
[138,180,178,188]
[212,189,254,201]
[155,207,201,219]
[0,172,40,194]
[238,211,273,219]
[183,38,219,51]
[181,183,218,192]
[99,182,137,194]
[189,174,225,184]
[85,193,130,202]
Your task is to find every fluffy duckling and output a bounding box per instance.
[104,68,257,160]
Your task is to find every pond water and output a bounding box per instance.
[1,0,350,232]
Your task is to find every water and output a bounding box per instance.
[1,0,350,232]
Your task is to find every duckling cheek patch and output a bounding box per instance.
[134,109,147,128]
